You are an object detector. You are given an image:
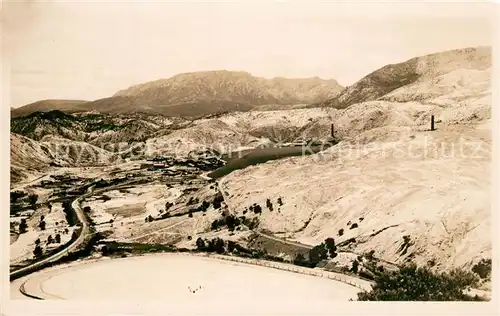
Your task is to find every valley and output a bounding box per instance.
[9,46,493,302]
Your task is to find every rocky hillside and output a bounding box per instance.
[318,46,491,109]
[10,110,177,145]
[10,133,121,183]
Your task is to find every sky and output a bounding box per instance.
[3,0,494,107]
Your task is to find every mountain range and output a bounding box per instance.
[11,72,344,118]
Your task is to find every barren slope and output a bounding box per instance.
[220,120,491,271]
[319,46,491,109]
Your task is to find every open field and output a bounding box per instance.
[12,253,361,303]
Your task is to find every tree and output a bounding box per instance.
[64,228,69,234]
[188,211,193,218]
[196,237,206,250]
[225,215,240,231]
[266,198,273,211]
[35,238,41,245]
[40,215,45,221]
[277,197,283,206]
[29,194,38,209]
[324,238,337,258]
[293,253,307,266]
[214,238,225,254]
[253,204,262,214]
[33,244,43,258]
[83,206,91,212]
[47,235,53,244]
[55,233,61,243]
[338,228,344,236]
[357,264,484,301]
[39,220,46,231]
[351,260,359,274]
[309,244,328,267]
[19,218,28,234]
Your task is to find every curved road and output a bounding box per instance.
[10,180,147,284]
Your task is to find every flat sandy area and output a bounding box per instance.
[11,253,360,305]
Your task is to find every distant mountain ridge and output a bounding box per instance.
[11,100,88,118]
[12,71,344,117]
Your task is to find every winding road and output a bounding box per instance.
[10,179,149,294]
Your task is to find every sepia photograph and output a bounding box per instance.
[2,0,498,314]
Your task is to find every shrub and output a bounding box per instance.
[47,235,53,244]
[196,237,206,250]
[365,250,375,261]
[188,211,193,218]
[357,264,483,301]
[350,223,358,229]
[83,206,91,212]
[253,204,262,214]
[472,259,491,279]
[29,194,38,208]
[165,202,174,211]
[35,238,41,245]
[351,260,359,274]
[212,194,224,209]
[266,198,274,211]
[338,228,344,236]
[55,233,61,243]
[19,219,28,234]
[39,220,46,231]
[277,197,283,206]
[33,244,43,258]
[211,219,224,231]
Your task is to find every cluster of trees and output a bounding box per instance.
[211,214,242,232]
[358,264,485,301]
[293,238,338,268]
[472,258,492,279]
[195,237,226,254]
[210,214,259,231]
[249,203,262,214]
